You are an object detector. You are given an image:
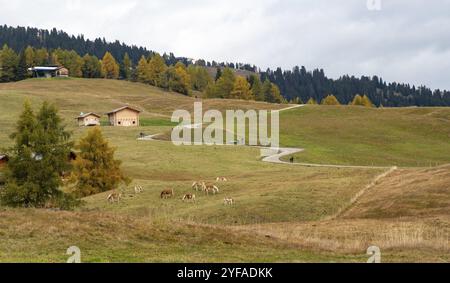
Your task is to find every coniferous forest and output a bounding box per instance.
[1,24,450,107]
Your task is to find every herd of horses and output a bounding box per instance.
[106,177,234,206]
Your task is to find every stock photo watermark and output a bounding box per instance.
[66,246,81,263]
[367,246,381,263]
[367,0,382,11]
[170,102,280,152]
[64,245,381,264]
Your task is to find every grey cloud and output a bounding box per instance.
[0,0,449,89]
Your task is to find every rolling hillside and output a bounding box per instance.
[0,78,449,262]
[280,106,450,166]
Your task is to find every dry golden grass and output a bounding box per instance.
[344,164,450,219]
[229,216,450,262]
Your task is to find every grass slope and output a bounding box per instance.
[0,78,449,262]
[280,105,450,167]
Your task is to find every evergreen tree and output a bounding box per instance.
[187,65,212,91]
[214,68,235,98]
[215,67,222,81]
[262,79,284,103]
[0,44,19,82]
[70,127,130,197]
[101,51,119,79]
[52,49,83,77]
[1,101,75,208]
[34,48,49,65]
[120,52,132,80]
[81,54,102,78]
[16,50,28,80]
[249,74,264,101]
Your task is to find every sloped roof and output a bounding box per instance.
[106,106,141,115]
[76,112,101,119]
[28,66,64,71]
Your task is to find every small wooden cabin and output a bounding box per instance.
[107,106,141,127]
[76,112,101,127]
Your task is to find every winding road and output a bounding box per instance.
[139,104,391,170]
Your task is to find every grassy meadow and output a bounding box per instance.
[0,78,449,262]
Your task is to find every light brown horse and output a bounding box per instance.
[204,183,219,195]
[216,177,228,182]
[192,181,205,191]
[161,188,175,199]
[107,191,122,204]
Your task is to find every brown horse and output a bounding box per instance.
[182,194,196,202]
[161,188,175,199]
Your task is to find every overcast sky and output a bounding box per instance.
[1,0,449,89]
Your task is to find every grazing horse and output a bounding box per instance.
[192,181,205,191]
[216,177,228,182]
[161,188,175,199]
[289,157,294,163]
[223,198,234,205]
[107,192,122,204]
[204,183,219,195]
[182,194,196,203]
[134,185,144,194]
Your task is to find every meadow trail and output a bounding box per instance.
[324,166,399,221]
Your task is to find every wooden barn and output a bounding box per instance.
[76,112,101,127]
[107,106,141,127]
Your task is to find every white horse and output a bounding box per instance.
[134,185,144,194]
[107,192,122,204]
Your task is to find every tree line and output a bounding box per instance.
[2,24,450,106]
[0,44,284,103]
[261,66,450,107]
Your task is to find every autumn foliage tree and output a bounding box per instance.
[148,53,167,87]
[307,97,318,105]
[321,95,341,105]
[231,76,253,100]
[101,52,120,79]
[352,94,374,107]
[70,127,130,197]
